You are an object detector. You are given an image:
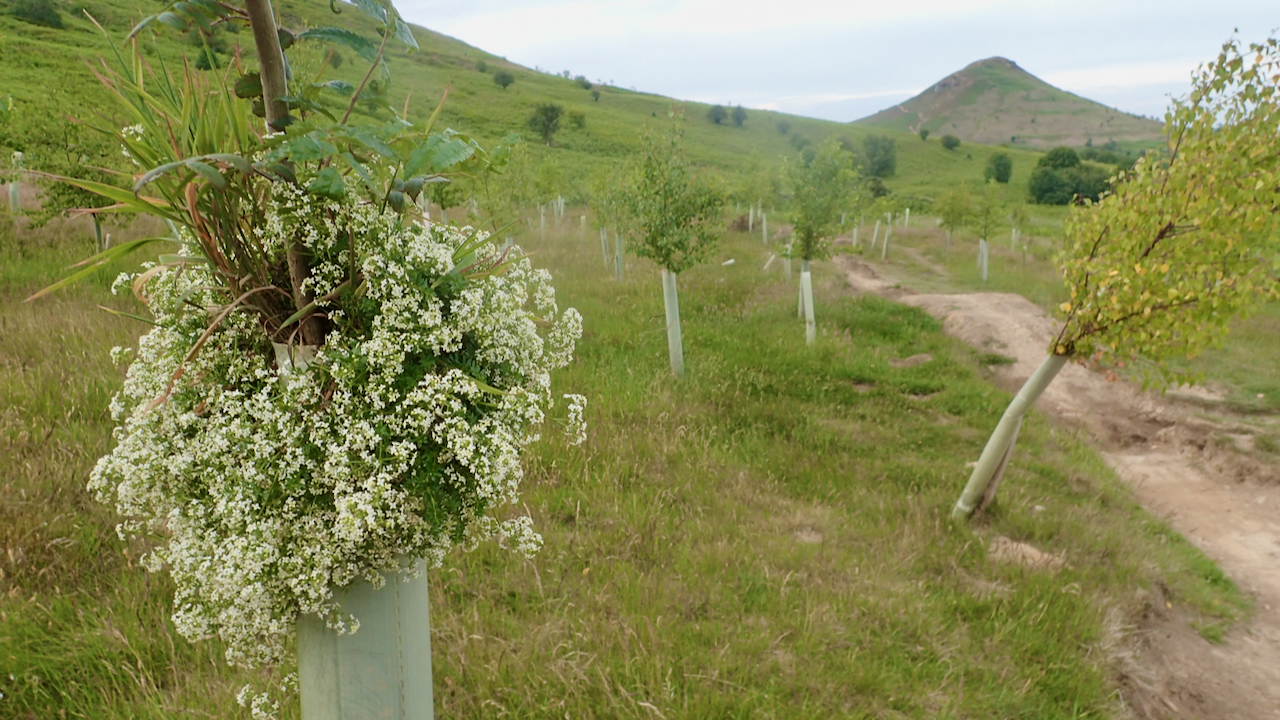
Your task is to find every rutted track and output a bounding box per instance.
[840,255,1280,719]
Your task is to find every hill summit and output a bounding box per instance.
[856,57,1164,150]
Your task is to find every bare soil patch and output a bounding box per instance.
[838,254,1280,719]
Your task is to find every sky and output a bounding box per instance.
[396,0,1279,123]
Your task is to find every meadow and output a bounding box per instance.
[0,210,1252,718]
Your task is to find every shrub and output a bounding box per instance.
[1028,164,1111,205]
[984,152,1012,183]
[863,134,896,178]
[941,134,961,150]
[11,0,64,28]
[568,111,586,130]
[591,89,600,102]
[707,105,727,125]
[574,75,592,90]
[194,47,220,71]
[731,105,747,127]
[476,59,487,73]
[493,70,515,89]
[1040,146,1080,169]
[918,128,930,141]
[776,120,791,135]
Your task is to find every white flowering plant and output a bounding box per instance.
[32,0,586,684]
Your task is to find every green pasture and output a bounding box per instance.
[0,211,1252,718]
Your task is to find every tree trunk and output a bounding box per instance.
[661,268,684,378]
[244,0,289,129]
[952,353,1068,519]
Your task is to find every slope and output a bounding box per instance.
[0,0,1048,207]
[856,57,1164,152]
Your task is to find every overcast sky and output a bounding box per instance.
[397,0,1278,122]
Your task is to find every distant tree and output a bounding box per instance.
[11,0,63,28]
[591,89,600,102]
[707,105,728,125]
[934,186,970,251]
[194,47,221,70]
[1028,147,1110,204]
[568,111,586,130]
[863,134,896,178]
[527,103,564,145]
[918,128,930,141]
[731,105,748,127]
[1040,146,1080,169]
[493,70,515,90]
[574,75,592,90]
[941,134,961,150]
[776,120,791,135]
[984,152,1012,183]
[791,135,811,152]
[475,59,488,73]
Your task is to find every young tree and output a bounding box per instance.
[953,36,1280,519]
[731,105,748,127]
[934,186,971,252]
[966,182,1004,281]
[493,70,515,89]
[941,134,961,150]
[918,127,930,141]
[785,139,857,344]
[707,104,728,125]
[527,103,564,145]
[623,112,725,377]
[984,151,1012,183]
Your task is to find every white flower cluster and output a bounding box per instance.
[92,192,581,670]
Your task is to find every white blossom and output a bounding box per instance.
[92,199,582,678]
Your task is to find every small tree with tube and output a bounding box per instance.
[784,139,857,345]
[622,112,725,378]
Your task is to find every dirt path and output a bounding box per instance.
[838,256,1280,719]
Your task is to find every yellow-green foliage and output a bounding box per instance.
[621,114,725,274]
[783,138,857,261]
[1054,37,1280,384]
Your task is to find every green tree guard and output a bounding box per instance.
[298,561,435,720]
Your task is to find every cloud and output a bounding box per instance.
[1041,60,1201,92]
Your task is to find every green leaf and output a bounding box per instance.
[317,80,355,96]
[350,0,387,24]
[297,28,379,63]
[308,167,345,199]
[234,72,263,99]
[280,135,338,163]
[387,189,406,212]
[404,133,475,177]
[392,16,418,50]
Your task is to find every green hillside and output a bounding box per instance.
[0,0,1059,209]
[857,57,1164,153]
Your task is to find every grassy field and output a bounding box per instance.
[0,210,1252,718]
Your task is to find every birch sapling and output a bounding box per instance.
[954,36,1280,519]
